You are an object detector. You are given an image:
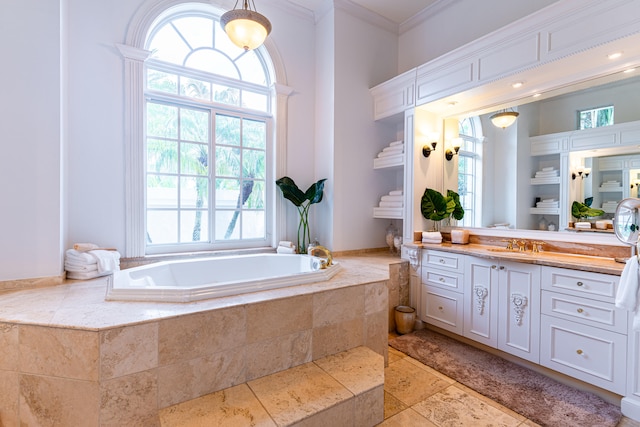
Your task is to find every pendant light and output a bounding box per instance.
[220,0,272,51]
[490,110,519,129]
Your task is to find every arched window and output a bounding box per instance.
[119,3,280,255]
[458,117,483,227]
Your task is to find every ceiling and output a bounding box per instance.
[286,0,438,24]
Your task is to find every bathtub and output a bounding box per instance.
[105,253,342,302]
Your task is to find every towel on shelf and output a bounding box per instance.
[64,248,121,276]
[64,262,99,273]
[382,145,404,153]
[381,195,403,202]
[65,249,97,265]
[379,201,403,208]
[377,150,403,158]
[389,190,403,196]
[616,257,640,330]
[278,241,294,248]
[422,232,442,244]
[422,238,443,244]
[389,140,403,147]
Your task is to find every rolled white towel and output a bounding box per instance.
[73,243,100,252]
[389,190,403,196]
[278,241,294,248]
[574,222,592,229]
[276,245,296,254]
[422,232,442,240]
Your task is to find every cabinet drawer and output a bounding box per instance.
[422,250,465,272]
[541,267,618,302]
[421,267,463,292]
[421,285,463,335]
[540,315,627,394]
[542,290,628,334]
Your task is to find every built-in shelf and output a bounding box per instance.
[529,207,560,215]
[373,154,404,169]
[530,177,560,185]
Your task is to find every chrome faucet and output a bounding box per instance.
[309,245,333,268]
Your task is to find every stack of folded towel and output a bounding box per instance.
[376,190,404,208]
[535,198,559,209]
[600,180,621,190]
[532,167,559,183]
[422,231,442,244]
[376,140,404,158]
[276,241,296,254]
[602,201,619,212]
[573,221,592,230]
[65,243,121,280]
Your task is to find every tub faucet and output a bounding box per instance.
[309,245,333,268]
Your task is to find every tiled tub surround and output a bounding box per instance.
[0,255,398,426]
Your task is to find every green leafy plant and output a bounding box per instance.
[421,188,464,224]
[571,200,604,220]
[276,177,327,253]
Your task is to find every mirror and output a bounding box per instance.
[614,198,640,245]
[474,74,640,232]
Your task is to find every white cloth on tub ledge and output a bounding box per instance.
[615,256,640,330]
[65,248,121,280]
[277,241,296,254]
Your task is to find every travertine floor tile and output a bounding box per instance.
[384,358,450,406]
[314,346,383,395]
[159,384,276,427]
[383,391,408,419]
[379,408,437,426]
[248,362,352,426]
[411,384,521,427]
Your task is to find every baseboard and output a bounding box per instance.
[622,397,640,422]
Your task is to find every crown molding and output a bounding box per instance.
[400,0,459,34]
[333,0,398,34]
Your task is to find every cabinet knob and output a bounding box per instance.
[576,281,584,287]
[438,306,444,310]
[576,349,583,355]
[491,265,497,269]
[439,259,445,263]
[499,266,505,270]
[439,277,445,282]
[577,308,584,313]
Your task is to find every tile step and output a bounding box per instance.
[159,346,385,426]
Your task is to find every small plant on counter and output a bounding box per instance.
[571,199,604,220]
[276,176,327,254]
[421,188,464,228]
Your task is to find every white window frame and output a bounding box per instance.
[117,0,293,258]
[458,117,483,228]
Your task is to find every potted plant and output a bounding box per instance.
[276,176,327,254]
[421,188,464,231]
[571,198,604,221]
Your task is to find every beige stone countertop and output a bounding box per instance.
[0,254,404,331]
[409,242,626,276]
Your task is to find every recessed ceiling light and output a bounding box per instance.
[512,82,523,89]
[608,52,623,59]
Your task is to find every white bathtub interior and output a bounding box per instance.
[106,253,342,302]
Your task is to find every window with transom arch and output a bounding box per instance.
[458,116,483,227]
[142,5,276,254]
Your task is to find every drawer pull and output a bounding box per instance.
[439,277,445,282]
[576,281,584,287]
[439,259,445,263]
[576,349,584,355]
[577,308,584,314]
[438,306,444,310]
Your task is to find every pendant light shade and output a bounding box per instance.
[490,111,519,129]
[220,0,272,51]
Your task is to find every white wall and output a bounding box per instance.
[397,0,559,73]
[1,0,63,281]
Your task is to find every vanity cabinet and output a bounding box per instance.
[540,266,627,394]
[464,256,541,363]
[420,250,465,335]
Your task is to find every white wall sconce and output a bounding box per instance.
[445,138,463,161]
[571,167,591,180]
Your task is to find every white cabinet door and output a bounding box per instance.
[464,257,498,347]
[498,262,541,363]
[421,284,464,335]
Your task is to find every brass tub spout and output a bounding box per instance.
[309,245,333,268]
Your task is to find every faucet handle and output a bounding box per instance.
[532,241,545,253]
[516,240,527,252]
[501,239,514,250]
